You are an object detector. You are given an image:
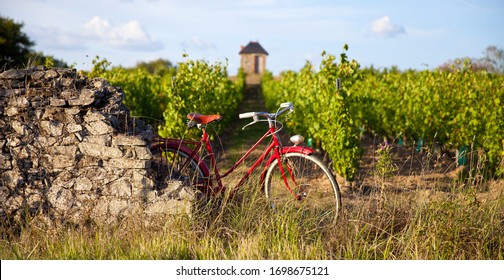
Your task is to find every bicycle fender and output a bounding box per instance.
[262,146,314,167]
[280,146,314,155]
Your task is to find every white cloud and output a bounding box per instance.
[83,16,163,51]
[370,16,405,38]
[27,26,86,51]
[181,36,216,50]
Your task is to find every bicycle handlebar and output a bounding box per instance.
[239,102,293,120]
[278,102,294,116]
[238,112,256,119]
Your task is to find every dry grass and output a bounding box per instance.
[1,167,503,260]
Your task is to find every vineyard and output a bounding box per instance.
[262,46,504,182]
[77,47,504,189]
[86,49,504,183]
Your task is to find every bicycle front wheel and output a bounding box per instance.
[264,153,341,224]
[150,145,208,191]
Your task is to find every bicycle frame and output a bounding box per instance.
[152,123,314,197]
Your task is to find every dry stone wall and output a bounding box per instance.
[0,67,196,229]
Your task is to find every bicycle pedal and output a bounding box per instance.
[296,192,307,201]
[296,184,309,199]
[269,202,278,214]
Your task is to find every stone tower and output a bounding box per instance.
[239,41,268,75]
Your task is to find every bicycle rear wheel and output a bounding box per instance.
[264,153,341,224]
[150,145,208,191]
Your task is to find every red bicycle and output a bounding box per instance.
[150,102,341,223]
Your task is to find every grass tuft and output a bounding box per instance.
[1,173,502,259]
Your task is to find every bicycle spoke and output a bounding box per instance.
[265,153,341,224]
[151,147,206,190]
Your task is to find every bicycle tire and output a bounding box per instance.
[264,152,341,224]
[150,145,208,191]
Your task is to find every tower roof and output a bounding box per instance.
[239,41,268,55]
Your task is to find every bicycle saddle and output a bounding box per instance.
[187,113,222,125]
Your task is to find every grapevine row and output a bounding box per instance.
[262,47,504,178]
[351,66,504,174]
[262,47,362,180]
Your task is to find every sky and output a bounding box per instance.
[2,0,504,75]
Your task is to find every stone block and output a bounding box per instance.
[93,79,110,89]
[85,120,114,135]
[60,134,78,146]
[45,155,76,169]
[82,135,111,146]
[47,187,73,211]
[64,107,80,115]
[66,123,83,133]
[51,170,75,189]
[78,142,123,158]
[11,120,27,135]
[25,192,43,209]
[40,120,64,136]
[108,198,130,217]
[0,153,12,169]
[130,170,155,193]
[108,158,150,169]
[106,177,132,197]
[10,97,29,108]
[144,197,191,217]
[50,98,67,107]
[41,107,61,120]
[75,177,93,191]
[112,134,146,146]
[68,97,95,106]
[6,135,21,147]
[80,167,112,183]
[84,110,106,122]
[48,145,78,156]
[77,155,103,167]
[68,89,97,107]
[35,136,58,147]
[5,107,20,116]
[0,69,26,79]
[75,131,84,142]
[60,78,75,87]
[44,69,59,79]
[0,89,16,98]
[134,146,152,160]
[1,170,23,188]
[31,70,45,80]
[12,145,33,159]
[90,198,109,221]
[5,195,24,213]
